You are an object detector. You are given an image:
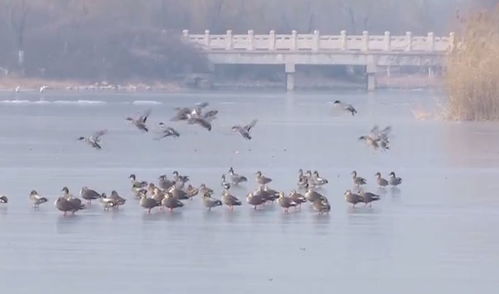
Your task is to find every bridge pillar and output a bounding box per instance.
[269,30,276,51]
[367,56,377,91]
[384,31,391,51]
[291,30,297,51]
[313,30,320,52]
[204,30,211,47]
[340,30,347,50]
[248,30,254,50]
[285,63,296,91]
[405,31,412,52]
[225,30,233,50]
[362,31,369,52]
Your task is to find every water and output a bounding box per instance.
[0,90,498,293]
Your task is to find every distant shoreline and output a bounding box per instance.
[0,74,442,93]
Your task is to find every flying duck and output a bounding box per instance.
[126,109,151,132]
[232,119,257,140]
[78,130,107,150]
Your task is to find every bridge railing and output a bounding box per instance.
[183,30,455,53]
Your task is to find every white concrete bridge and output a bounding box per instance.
[182,29,455,91]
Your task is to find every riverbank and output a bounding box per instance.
[0,73,442,93]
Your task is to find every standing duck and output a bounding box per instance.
[203,193,223,211]
[312,197,331,214]
[56,187,85,215]
[126,109,151,132]
[168,186,189,201]
[227,167,248,185]
[344,190,364,207]
[158,175,175,190]
[199,184,214,196]
[246,192,266,209]
[0,195,8,204]
[297,169,309,189]
[29,190,48,208]
[375,172,389,187]
[80,187,102,204]
[310,170,328,187]
[289,190,307,207]
[305,188,325,203]
[278,192,297,213]
[360,191,381,207]
[108,190,126,207]
[100,193,118,210]
[352,171,367,187]
[232,119,257,140]
[222,190,242,210]
[161,193,184,212]
[389,172,402,186]
[221,175,231,190]
[140,194,160,214]
[172,171,189,188]
[255,171,272,186]
[129,174,148,190]
[186,184,199,200]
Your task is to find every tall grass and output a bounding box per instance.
[446,6,499,120]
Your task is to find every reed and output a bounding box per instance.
[446,6,499,120]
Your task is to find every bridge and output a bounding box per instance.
[182,30,455,91]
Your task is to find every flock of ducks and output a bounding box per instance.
[77,102,259,150]
[0,98,403,217]
[0,168,402,216]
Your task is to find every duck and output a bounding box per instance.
[139,194,160,214]
[262,186,280,203]
[80,187,102,204]
[222,190,242,209]
[203,193,222,211]
[199,184,214,196]
[185,184,199,199]
[232,119,257,140]
[126,109,151,132]
[155,122,180,139]
[149,184,166,204]
[29,190,48,208]
[129,174,148,190]
[360,191,380,207]
[278,192,297,213]
[108,191,126,207]
[55,197,85,215]
[389,171,402,186]
[375,172,389,187]
[227,167,248,185]
[312,196,331,214]
[332,100,357,116]
[289,190,307,207]
[221,175,231,190]
[310,170,328,186]
[0,195,8,204]
[255,171,272,186]
[344,190,364,207]
[78,130,107,150]
[352,170,367,187]
[161,193,184,212]
[297,169,309,189]
[56,187,85,215]
[305,188,325,203]
[168,186,189,200]
[100,193,118,210]
[172,171,189,188]
[158,175,175,190]
[187,114,212,131]
[246,192,266,209]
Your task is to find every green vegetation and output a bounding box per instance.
[446,5,499,120]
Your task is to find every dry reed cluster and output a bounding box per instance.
[446,6,499,120]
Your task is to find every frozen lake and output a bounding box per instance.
[0,89,498,293]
